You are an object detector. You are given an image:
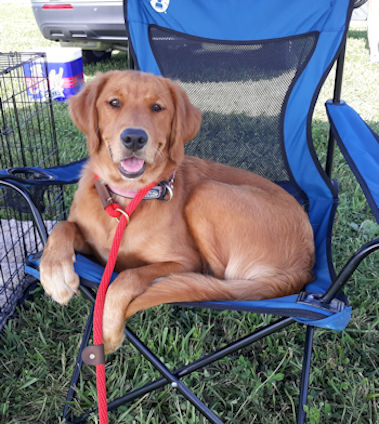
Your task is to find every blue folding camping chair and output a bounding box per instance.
[1,0,378,422]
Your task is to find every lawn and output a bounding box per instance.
[0,1,378,424]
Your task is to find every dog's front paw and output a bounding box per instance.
[102,281,131,354]
[103,301,125,353]
[40,251,79,305]
[103,325,125,354]
[102,303,126,354]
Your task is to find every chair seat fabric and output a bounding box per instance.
[25,253,351,331]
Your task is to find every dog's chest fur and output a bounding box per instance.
[68,171,202,272]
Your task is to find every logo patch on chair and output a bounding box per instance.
[150,0,170,13]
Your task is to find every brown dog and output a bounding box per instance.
[40,70,314,353]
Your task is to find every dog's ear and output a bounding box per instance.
[69,73,109,154]
[167,80,202,165]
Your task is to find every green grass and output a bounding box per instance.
[0,2,378,423]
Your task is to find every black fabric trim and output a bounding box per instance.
[123,0,140,70]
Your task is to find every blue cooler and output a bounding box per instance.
[24,48,84,102]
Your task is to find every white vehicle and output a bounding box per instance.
[31,0,127,63]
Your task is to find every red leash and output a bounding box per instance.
[82,177,157,424]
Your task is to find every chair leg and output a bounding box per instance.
[124,325,224,424]
[82,317,295,420]
[61,305,296,423]
[63,305,94,423]
[297,325,314,424]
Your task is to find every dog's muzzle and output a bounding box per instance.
[118,128,148,178]
[120,128,148,152]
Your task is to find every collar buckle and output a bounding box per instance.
[157,179,174,201]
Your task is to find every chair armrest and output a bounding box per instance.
[0,159,87,246]
[326,100,379,222]
[0,179,48,244]
[0,158,87,187]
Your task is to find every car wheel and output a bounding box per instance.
[82,50,112,65]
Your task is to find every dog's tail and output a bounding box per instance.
[125,267,311,319]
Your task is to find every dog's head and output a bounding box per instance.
[69,70,201,187]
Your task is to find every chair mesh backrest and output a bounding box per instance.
[150,28,317,184]
[126,0,354,293]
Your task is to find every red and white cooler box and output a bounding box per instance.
[25,48,84,102]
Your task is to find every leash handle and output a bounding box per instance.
[84,180,157,424]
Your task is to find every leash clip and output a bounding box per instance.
[115,208,130,224]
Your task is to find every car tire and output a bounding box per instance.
[82,50,112,64]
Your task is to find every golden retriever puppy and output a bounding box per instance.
[40,70,314,353]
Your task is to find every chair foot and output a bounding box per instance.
[297,325,314,424]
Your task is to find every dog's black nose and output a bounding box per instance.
[120,128,148,151]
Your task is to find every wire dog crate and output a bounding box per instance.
[0,52,67,330]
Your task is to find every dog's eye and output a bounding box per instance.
[109,99,121,108]
[151,103,163,112]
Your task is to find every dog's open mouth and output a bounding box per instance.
[118,157,146,179]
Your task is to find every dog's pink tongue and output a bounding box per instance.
[121,158,144,173]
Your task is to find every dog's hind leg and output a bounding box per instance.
[124,268,293,319]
